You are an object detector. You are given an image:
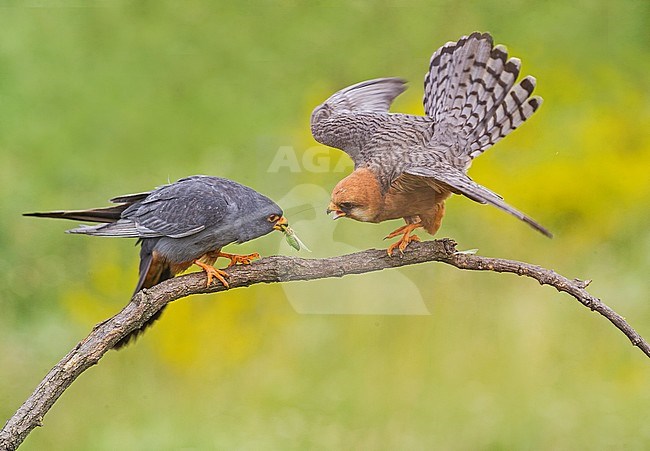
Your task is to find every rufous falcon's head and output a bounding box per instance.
[326,168,383,223]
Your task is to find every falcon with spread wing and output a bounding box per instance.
[312,32,552,255]
[25,175,292,348]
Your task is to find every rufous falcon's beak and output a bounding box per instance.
[326,202,346,220]
[273,216,289,231]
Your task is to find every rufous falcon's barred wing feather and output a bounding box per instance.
[405,164,552,237]
[310,77,408,165]
[314,77,407,114]
[424,32,542,163]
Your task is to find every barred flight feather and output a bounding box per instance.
[423,33,541,158]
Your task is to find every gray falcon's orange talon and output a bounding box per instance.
[217,251,260,267]
[193,260,230,288]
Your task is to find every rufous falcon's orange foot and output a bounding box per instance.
[385,223,414,239]
[193,260,230,288]
[385,222,423,256]
[216,251,260,267]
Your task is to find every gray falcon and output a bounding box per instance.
[25,175,293,348]
[312,32,552,255]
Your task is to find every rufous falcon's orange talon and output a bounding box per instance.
[193,260,230,288]
[384,223,412,240]
[216,251,260,267]
[386,222,423,256]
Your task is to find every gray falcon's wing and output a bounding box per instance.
[404,163,552,237]
[126,179,229,238]
[109,191,151,204]
[69,178,229,238]
[310,78,408,165]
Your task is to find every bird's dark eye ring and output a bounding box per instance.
[339,202,354,210]
[268,214,280,222]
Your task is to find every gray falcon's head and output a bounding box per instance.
[234,195,288,244]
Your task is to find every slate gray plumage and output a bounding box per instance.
[25,175,285,347]
[313,32,551,246]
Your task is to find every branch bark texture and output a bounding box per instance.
[1,239,648,450]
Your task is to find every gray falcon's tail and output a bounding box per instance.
[23,205,128,223]
[23,192,150,236]
[23,191,150,224]
[423,32,542,159]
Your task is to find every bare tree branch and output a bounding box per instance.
[2,238,648,450]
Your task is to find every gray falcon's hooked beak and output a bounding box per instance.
[273,216,289,231]
[273,216,310,252]
[326,202,346,220]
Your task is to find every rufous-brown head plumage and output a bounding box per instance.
[327,168,384,223]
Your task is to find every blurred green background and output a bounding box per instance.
[2,1,650,449]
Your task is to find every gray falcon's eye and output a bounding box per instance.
[267,214,280,223]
